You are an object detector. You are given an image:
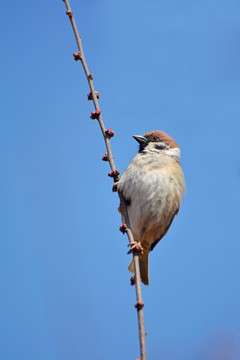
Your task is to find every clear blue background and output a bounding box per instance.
[1,1,240,359]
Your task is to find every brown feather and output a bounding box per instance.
[150,208,179,251]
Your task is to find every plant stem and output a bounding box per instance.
[61,1,146,358]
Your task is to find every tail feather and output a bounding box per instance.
[127,251,149,285]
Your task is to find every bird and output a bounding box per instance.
[117,130,185,285]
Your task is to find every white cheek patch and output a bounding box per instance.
[154,142,168,150]
[165,147,181,162]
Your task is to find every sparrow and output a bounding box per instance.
[117,130,185,285]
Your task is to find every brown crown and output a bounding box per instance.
[144,130,179,149]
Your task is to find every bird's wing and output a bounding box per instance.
[118,190,131,215]
[150,208,179,251]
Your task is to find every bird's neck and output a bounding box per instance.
[142,146,181,163]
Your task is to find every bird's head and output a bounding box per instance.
[133,130,181,162]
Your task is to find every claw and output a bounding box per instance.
[127,241,143,254]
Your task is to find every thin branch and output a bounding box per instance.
[119,193,146,360]
[61,1,146,359]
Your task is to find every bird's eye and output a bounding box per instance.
[153,136,158,140]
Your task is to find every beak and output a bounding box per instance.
[132,135,147,145]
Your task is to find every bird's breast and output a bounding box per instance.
[118,153,185,241]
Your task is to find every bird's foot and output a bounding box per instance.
[127,241,143,254]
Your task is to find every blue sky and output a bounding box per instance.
[1,1,240,359]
